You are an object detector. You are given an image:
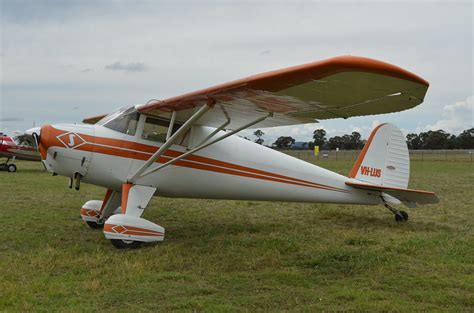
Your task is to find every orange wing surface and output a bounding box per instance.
[84,56,429,129]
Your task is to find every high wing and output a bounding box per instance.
[84,55,429,129]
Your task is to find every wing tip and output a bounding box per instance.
[322,55,430,87]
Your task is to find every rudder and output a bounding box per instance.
[348,123,409,189]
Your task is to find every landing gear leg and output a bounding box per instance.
[81,189,121,229]
[384,203,408,222]
[103,183,164,249]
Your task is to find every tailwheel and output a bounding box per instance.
[384,202,409,222]
[398,211,408,222]
[110,239,142,249]
[395,210,409,222]
[86,220,104,229]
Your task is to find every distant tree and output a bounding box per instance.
[272,136,295,149]
[350,131,363,149]
[446,134,457,149]
[253,129,265,145]
[406,133,422,150]
[312,129,327,149]
[339,134,349,149]
[419,130,450,149]
[328,136,344,150]
[455,128,474,149]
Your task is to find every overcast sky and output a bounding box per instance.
[1,0,472,144]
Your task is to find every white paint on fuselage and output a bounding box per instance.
[45,125,380,204]
[44,124,380,205]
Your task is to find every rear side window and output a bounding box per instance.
[141,116,182,143]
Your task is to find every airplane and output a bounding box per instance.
[24,56,439,249]
[0,132,41,172]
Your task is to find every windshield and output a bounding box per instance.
[99,106,139,136]
[97,106,130,126]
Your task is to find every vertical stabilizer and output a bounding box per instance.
[348,123,409,189]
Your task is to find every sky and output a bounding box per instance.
[0,0,472,144]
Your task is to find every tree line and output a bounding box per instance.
[252,128,474,150]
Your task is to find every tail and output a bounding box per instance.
[346,123,438,207]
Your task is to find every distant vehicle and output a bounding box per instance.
[0,132,41,172]
[25,56,438,249]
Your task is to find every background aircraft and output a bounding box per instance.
[0,132,40,172]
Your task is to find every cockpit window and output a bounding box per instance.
[102,107,139,136]
[97,106,129,126]
[141,116,182,143]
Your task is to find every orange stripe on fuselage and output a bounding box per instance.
[44,126,348,193]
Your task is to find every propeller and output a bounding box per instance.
[22,127,41,151]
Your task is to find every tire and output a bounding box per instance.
[7,164,16,172]
[395,212,408,222]
[110,239,142,249]
[86,220,104,229]
[399,210,409,221]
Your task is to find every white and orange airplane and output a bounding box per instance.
[25,56,438,249]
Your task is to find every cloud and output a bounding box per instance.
[423,96,473,134]
[0,117,24,122]
[0,1,471,136]
[104,62,148,72]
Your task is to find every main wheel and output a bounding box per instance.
[110,239,142,249]
[7,164,16,172]
[86,220,104,229]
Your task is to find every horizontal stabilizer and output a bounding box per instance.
[346,181,439,205]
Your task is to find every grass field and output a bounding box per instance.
[0,160,472,312]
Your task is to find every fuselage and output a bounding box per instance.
[37,121,380,205]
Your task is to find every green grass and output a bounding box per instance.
[0,160,472,312]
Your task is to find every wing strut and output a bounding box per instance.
[128,103,271,182]
[138,112,271,179]
[165,111,177,141]
[128,104,212,182]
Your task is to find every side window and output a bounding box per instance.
[103,111,139,136]
[141,116,182,143]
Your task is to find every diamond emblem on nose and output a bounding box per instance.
[56,132,87,149]
[112,225,127,234]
